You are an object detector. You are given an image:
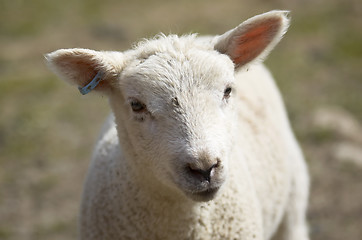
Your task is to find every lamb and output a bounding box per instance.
[46,10,310,240]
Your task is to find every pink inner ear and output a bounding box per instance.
[54,54,99,87]
[231,17,282,67]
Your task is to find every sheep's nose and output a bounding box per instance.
[187,162,219,183]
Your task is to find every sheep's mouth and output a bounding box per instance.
[186,187,220,202]
[171,162,226,202]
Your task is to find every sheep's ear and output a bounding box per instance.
[214,10,290,69]
[45,48,125,94]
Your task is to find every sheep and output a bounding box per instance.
[46,10,309,240]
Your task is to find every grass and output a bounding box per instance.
[0,0,361,239]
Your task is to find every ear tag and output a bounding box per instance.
[78,71,104,95]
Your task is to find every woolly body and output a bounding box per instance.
[46,11,309,240]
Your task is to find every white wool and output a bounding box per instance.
[46,10,309,240]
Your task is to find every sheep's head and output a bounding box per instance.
[46,11,289,202]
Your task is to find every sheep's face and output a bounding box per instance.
[46,10,290,202]
[114,42,235,201]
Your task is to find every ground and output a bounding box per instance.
[0,0,361,239]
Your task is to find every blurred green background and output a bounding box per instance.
[0,0,361,239]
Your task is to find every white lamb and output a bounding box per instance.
[46,10,309,240]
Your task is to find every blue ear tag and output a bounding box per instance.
[78,71,105,95]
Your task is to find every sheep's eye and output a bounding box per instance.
[223,87,232,99]
[130,100,146,113]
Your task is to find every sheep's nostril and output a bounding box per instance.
[212,161,220,169]
[188,166,208,182]
[187,163,218,183]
